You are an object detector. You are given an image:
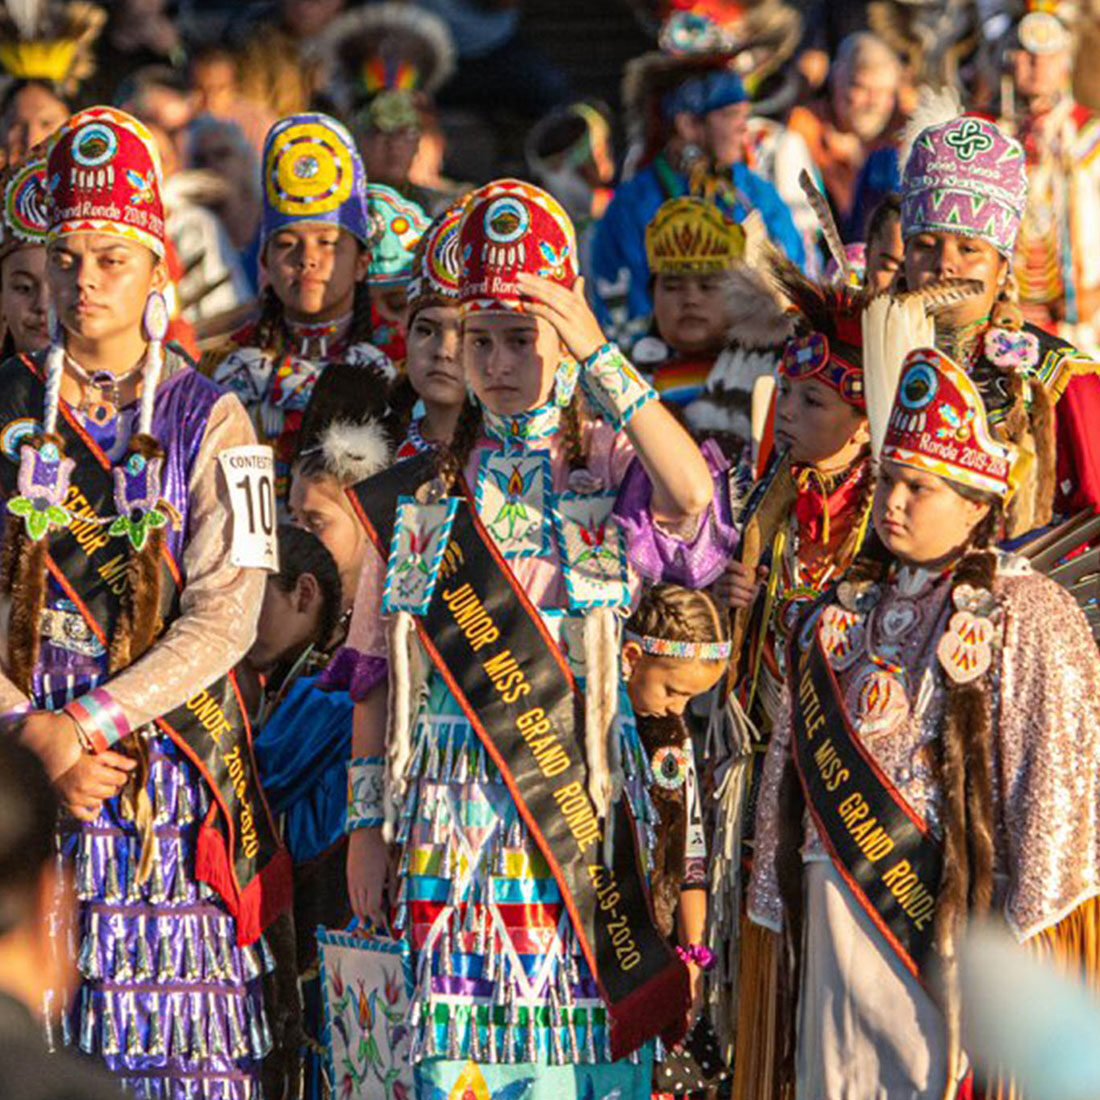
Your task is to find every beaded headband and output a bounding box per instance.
[625,632,732,661]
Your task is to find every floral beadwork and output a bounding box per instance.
[983,326,1041,373]
[578,343,657,431]
[108,452,174,551]
[7,441,75,541]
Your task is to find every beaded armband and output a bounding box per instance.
[579,342,657,431]
[346,756,385,832]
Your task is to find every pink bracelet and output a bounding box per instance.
[676,943,716,971]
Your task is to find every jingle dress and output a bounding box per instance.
[343,404,735,1099]
[0,350,273,1099]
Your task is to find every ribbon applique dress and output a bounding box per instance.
[343,404,736,1100]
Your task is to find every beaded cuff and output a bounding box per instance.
[346,756,385,832]
[65,688,131,753]
[579,343,657,431]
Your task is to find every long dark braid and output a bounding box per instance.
[436,396,483,489]
[253,285,287,359]
[348,275,374,347]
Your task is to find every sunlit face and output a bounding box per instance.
[1,83,68,165]
[873,459,991,566]
[47,234,163,344]
[359,128,420,188]
[1,246,49,353]
[702,102,749,168]
[653,272,731,356]
[248,575,321,670]
[835,64,897,142]
[904,231,1007,328]
[263,225,369,322]
[624,648,726,717]
[866,214,903,293]
[775,374,868,468]
[1012,47,1071,104]
[406,305,465,408]
[288,473,366,608]
[463,313,562,416]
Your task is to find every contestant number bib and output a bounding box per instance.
[220,445,279,570]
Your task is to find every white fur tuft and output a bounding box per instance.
[898,85,962,175]
[319,418,391,485]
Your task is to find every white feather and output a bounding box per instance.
[4,0,46,39]
[862,294,935,459]
[583,607,619,822]
[683,400,751,443]
[898,84,962,176]
[319,418,391,485]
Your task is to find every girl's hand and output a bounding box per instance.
[714,560,768,610]
[55,750,136,821]
[515,272,606,363]
[347,826,390,926]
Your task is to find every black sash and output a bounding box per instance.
[0,354,289,944]
[348,456,689,1059]
[789,617,942,980]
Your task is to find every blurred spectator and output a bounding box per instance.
[116,65,193,174]
[864,191,902,293]
[82,0,182,104]
[231,0,350,119]
[0,738,123,1099]
[314,3,457,210]
[189,43,275,158]
[787,32,902,232]
[0,81,69,167]
[188,115,263,283]
[592,66,803,343]
[526,101,616,271]
[419,0,571,119]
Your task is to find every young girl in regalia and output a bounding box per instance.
[896,111,1100,537]
[748,346,1100,1099]
[0,107,288,1097]
[208,112,393,496]
[342,179,737,1099]
[391,198,469,461]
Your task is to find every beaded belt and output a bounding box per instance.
[40,603,106,658]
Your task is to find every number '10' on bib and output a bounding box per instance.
[220,445,279,571]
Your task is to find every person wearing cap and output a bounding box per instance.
[207,112,394,499]
[747,342,1100,1100]
[0,150,50,357]
[997,0,1100,356]
[341,179,737,1098]
[390,197,469,459]
[0,106,288,1093]
[592,9,804,342]
[364,182,430,364]
[898,111,1100,540]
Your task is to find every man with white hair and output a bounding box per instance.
[999,1,1100,354]
[788,31,902,228]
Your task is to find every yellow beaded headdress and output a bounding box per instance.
[645,196,745,276]
[0,1,105,95]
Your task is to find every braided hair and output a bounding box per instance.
[772,485,1002,1088]
[626,582,731,654]
[270,524,343,653]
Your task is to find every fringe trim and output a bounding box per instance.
[731,917,791,1100]
[981,895,1100,1100]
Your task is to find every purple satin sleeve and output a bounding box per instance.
[614,438,738,587]
[318,647,388,703]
